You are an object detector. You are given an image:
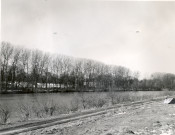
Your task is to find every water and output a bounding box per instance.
[0,91,172,105]
[0,93,77,105]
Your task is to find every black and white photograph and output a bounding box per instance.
[1,0,175,134]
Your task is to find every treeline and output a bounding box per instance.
[0,42,175,93]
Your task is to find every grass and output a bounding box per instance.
[0,91,175,125]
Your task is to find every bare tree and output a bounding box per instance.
[131,71,140,90]
[1,42,13,92]
[20,48,31,90]
[31,50,43,92]
[0,44,2,93]
[83,59,93,89]
[2,42,175,93]
[61,56,73,89]
[73,59,84,90]
[53,55,64,89]
[11,46,22,89]
[41,53,50,91]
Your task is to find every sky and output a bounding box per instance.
[1,0,175,78]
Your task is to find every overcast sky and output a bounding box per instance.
[2,0,175,78]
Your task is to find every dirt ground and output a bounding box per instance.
[20,101,175,135]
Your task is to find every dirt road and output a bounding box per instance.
[16,100,175,135]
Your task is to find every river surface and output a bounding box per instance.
[0,91,172,104]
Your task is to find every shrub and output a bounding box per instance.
[0,104,11,124]
[32,103,43,118]
[18,103,31,121]
[95,98,107,108]
[79,93,88,109]
[57,104,70,114]
[41,100,57,116]
[107,92,118,105]
[70,97,79,112]
[86,95,107,108]
[49,100,57,116]
[42,101,50,116]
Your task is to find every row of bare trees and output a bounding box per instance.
[0,42,175,93]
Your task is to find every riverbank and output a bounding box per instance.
[20,99,175,135]
[0,97,175,135]
[0,88,168,94]
[0,91,174,126]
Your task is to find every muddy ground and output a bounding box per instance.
[20,101,175,135]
